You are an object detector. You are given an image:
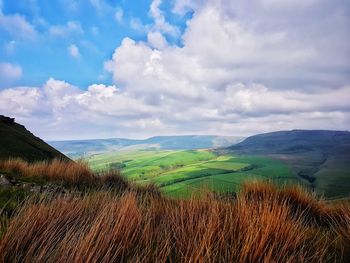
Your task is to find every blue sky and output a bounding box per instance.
[0,0,349,140]
[0,0,191,88]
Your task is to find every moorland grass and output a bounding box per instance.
[0,158,130,190]
[0,176,349,262]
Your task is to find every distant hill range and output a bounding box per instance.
[228,130,350,154]
[49,135,244,158]
[226,130,350,197]
[0,115,69,162]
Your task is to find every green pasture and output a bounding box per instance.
[84,150,298,198]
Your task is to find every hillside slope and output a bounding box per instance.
[228,130,350,154]
[227,130,350,197]
[0,115,69,162]
[49,135,243,158]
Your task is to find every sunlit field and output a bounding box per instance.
[85,150,299,198]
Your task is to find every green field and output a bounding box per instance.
[85,149,299,198]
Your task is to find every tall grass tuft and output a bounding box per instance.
[0,181,349,262]
[0,158,130,190]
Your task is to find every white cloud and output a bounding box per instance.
[259,0,320,8]
[129,0,179,36]
[0,62,22,81]
[2,77,349,139]
[149,0,179,36]
[0,12,37,40]
[0,86,43,116]
[130,18,148,32]
[99,0,350,138]
[114,7,123,23]
[68,44,80,58]
[0,78,162,139]
[1,0,349,139]
[147,31,168,49]
[49,21,84,37]
[222,83,350,115]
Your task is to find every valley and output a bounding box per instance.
[1,116,350,262]
[84,149,298,198]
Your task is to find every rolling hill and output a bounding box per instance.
[49,135,243,158]
[0,115,69,162]
[226,130,350,197]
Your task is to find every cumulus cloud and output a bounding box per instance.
[101,0,350,137]
[0,78,162,139]
[0,86,43,116]
[129,18,148,32]
[1,77,349,139]
[129,0,179,37]
[147,31,168,49]
[68,44,80,58]
[2,0,350,139]
[149,0,180,36]
[258,0,320,8]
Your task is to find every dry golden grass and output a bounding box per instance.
[0,158,130,190]
[1,181,349,263]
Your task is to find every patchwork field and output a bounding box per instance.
[85,150,299,198]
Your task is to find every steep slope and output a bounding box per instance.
[227,130,350,197]
[0,115,69,162]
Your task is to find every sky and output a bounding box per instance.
[0,0,349,140]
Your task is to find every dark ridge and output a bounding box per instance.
[0,115,70,162]
[228,129,350,154]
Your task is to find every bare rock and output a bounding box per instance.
[0,115,15,124]
[0,174,12,187]
[30,185,41,193]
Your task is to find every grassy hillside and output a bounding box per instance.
[85,150,298,198]
[49,135,243,158]
[227,130,350,198]
[228,130,350,154]
[0,158,156,222]
[0,115,69,162]
[0,167,349,262]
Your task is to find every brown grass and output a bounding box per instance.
[0,158,130,190]
[1,181,349,262]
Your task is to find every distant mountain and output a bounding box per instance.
[228,130,350,154]
[0,115,69,162]
[49,135,244,158]
[227,130,350,197]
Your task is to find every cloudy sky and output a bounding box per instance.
[0,0,349,140]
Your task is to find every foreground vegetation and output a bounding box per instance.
[0,158,125,189]
[0,159,349,262]
[0,158,157,220]
[0,185,349,261]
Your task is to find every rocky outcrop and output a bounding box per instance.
[0,115,15,124]
[0,173,81,197]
